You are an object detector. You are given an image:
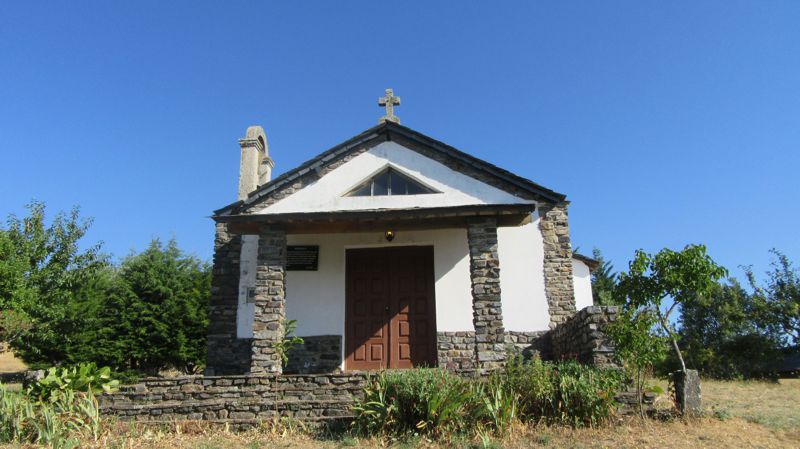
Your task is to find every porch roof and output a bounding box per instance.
[214,203,536,234]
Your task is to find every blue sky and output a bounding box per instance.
[1,1,798,281]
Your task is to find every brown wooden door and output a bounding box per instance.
[345,246,437,371]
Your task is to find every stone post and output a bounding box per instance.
[206,223,250,375]
[467,218,505,370]
[538,201,577,328]
[674,370,702,416]
[250,225,287,374]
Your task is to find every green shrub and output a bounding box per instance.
[353,369,478,437]
[0,383,103,448]
[352,361,627,439]
[27,363,120,401]
[501,357,626,426]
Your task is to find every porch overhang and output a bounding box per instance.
[214,203,536,235]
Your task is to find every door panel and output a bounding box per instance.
[345,248,390,370]
[345,246,437,371]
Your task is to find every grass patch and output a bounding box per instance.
[702,378,800,430]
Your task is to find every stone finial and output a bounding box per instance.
[378,88,401,124]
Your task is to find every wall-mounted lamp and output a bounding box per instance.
[385,230,395,242]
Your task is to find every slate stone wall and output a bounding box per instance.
[285,335,342,374]
[467,218,506,370]
[438,331,550,371]
[551,306,619,367]
[538,202,577,328]
[437,332,477,371]
[505,330,551,360]
[250,226,287,374]
[206,223,251,375]
[100,374,368,424]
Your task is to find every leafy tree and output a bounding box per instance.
[746,250,800,345]
[591,248,618,306]
[615,244,727,372]
[0,201,105,365]
[76,239,210,374]
[678,279,781,378]
[605,307,667,416]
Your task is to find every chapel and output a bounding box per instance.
[205,89,596,375]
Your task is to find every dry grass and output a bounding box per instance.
[702,378,800,430]
[0,350,27,373]
[72,417,800,449]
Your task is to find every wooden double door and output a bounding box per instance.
[345,246,437,370]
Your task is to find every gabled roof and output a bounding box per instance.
[214,121,566,217]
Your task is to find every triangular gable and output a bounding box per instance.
[214,121,565,217]
[258,141,534,214]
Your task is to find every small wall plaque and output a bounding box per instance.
[287,245,319,271]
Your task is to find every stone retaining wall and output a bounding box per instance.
[551,306,618,367]
[100,373,368,424]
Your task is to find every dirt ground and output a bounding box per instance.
[71,378,800,449]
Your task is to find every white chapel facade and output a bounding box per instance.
[206,90,596,375]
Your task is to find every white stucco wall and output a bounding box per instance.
[573,259,594,311]
[497,213,550,331]
[257,141,533,215]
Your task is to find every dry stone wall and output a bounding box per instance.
[551,306,619,367]
[100,374,368,425]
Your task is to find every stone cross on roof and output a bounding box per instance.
[378,88,401,124]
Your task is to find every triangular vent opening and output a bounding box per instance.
[345,167,438,197]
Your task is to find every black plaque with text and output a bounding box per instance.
[286,245,319,271]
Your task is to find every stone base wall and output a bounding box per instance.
[285,335,342,374]
[438,331,550,371]
[100,373,368,424]
[551,306,619,367]
[437,332,477,371]
[504,331,551,361]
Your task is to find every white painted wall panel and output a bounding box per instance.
[573,259,594,311]
[497,214,551,331]
[259,141,532,214]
